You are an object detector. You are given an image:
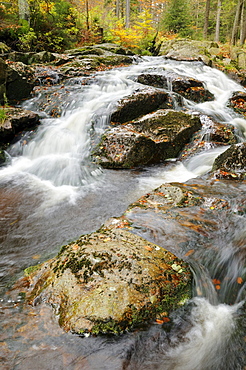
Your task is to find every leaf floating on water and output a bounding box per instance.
[184,249,195,257]
[212,279,221,285]
[32,254,41,260]
[237,277,243,284]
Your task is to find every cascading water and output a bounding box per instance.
[0,56,245,369]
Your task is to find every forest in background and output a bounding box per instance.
[0,0,245,54]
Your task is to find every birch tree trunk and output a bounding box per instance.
[18,0,30,24]
[116,0,120,18]
[125,0,130,28]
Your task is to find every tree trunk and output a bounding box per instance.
[231,0,244,45]
[203,0,211,39]
[116,0,120,18]
[239,0,246,44]
[125,0,130,28]
[215,0,222,42]
[86,0,89,30]
[18,0,30,24]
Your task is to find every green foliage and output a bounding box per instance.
[0,108,7,127]
[162,0,193,37]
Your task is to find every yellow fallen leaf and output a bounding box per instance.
[32,254,41,260]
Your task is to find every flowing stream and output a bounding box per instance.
[0,57,245,369]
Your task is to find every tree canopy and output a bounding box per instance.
[0,0,245,52]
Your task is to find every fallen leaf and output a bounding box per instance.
[72,244,79,251]
[184,249,195,257]
[144,245,153,251]
[103,237,111,242]
[32,254,41,260]
[212,279,221,285]
[237,277,243,284]
[162,317,170,323]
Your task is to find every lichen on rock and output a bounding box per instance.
[25,228,192,335]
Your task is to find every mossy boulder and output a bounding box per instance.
[137,72,214,103]
[159,39,217,63]
[93,110,201,168]
[212,143,246,180]
[25,228,192,335]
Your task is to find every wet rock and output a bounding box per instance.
[6,61,35,103]
[34,66,62,85]
[24,228,191,335]
[208,122,237,145]
[212,143,246,180]
[0,147,6,165]
[0,107,40,144]
[0,57,7,105]
[180,117,237,159]
[137,73,214,103]
[110,87,171,124]
[93,110,201,168]
[228,91,246,118]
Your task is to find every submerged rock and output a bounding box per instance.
[137,72,214,103]
[93,110,201,168]
[212,143,246,180]
[25,228,191,335]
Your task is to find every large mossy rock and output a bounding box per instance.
[93,110,202,168]
[212,143,246,180]
[25,228,191,335]
[159,39,217,63]
[137,72,214,103]
[110,87,171,124]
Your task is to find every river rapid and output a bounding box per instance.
[0,57,245,369]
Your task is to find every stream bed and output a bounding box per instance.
[0,57,245,369]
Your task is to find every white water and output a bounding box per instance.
[0,57,245,369]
